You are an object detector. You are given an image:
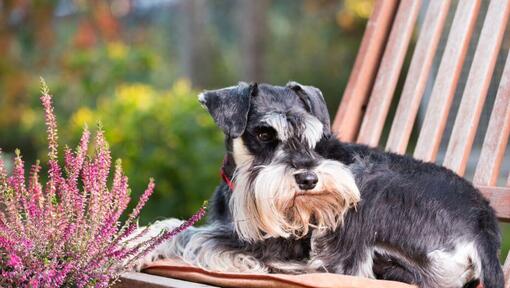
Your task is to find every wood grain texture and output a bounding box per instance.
[116,272,217,288]
[473,49,510,186]
[357,0,423,147]
[144,259,417,288]
[332,0,398,142]
[478,186,510,222]
[443,1,510,175]
[413,0,481,162]
[386,0,451,154]
[504,251,510,288]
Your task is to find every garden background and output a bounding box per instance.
[1,0,508,260]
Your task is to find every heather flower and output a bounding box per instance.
[0,79,207,287]
[7,254,22,269]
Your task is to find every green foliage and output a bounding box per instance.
[502,224,510,262]
[66,80,224,224]
[59,42,158,104]
[0,40,162,163]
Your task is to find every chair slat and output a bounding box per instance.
[118,272,212,288]
[357,0,422,147]
[443,1,510,175]
[332,0,399,142]
[504,256,510,288]
[473,50,510,186]
[478,186,510,222]
[413,0,481,162]
[386,0,451,154]
[505,252,510,288]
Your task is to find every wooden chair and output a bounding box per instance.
[333,0,510,285]
[118,0,510,286]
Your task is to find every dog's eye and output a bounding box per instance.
[255,128,276,143]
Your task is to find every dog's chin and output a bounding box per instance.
[283,190,348,237]
[230,160,360,243]
[255,188,352,241]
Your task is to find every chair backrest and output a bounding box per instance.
[332,0,510,278]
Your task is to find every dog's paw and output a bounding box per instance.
[123,218,185,271]
[129,249,160,272]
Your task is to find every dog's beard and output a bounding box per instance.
[230,159,360,242]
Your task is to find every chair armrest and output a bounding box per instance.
[115,272,218,288]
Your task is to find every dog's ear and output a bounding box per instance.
[199,82,257,138]
[286,81,331,134]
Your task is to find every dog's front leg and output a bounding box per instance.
[173,223,270,274]
[123,218,186,271]
[126,219,269,274]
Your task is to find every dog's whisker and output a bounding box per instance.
[233,218,258,223]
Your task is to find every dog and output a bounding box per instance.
[135,82,504,288]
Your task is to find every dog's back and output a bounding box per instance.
[315,139,504,288]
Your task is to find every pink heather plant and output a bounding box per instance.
[0,79,206,288]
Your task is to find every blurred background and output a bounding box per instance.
[0,0,371,223]
[0,0,508,260]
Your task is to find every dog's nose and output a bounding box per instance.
[294,171,318,190]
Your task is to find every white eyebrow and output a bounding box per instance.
[301,114,323,148]
[261,113,290,141]
[261,113,323,148]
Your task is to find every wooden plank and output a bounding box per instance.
[357,0,423,147]
[478,186,510,222]
[505,250,510,288]
[332,0,399,142]
[473,50,510,186]
[386,0,452,154]
[116,272,217,288]
[443,1,510,175]
[413,0,481,162]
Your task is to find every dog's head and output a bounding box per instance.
[199,82,360,242]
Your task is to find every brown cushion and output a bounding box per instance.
[143,259,417,288]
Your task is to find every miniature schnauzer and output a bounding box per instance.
[137,82,503,288]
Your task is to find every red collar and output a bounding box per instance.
[221,156,235,191]
[221,167,234,191]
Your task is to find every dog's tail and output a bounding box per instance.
[475,215,504,288]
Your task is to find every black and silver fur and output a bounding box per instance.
[136,82,503,288]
